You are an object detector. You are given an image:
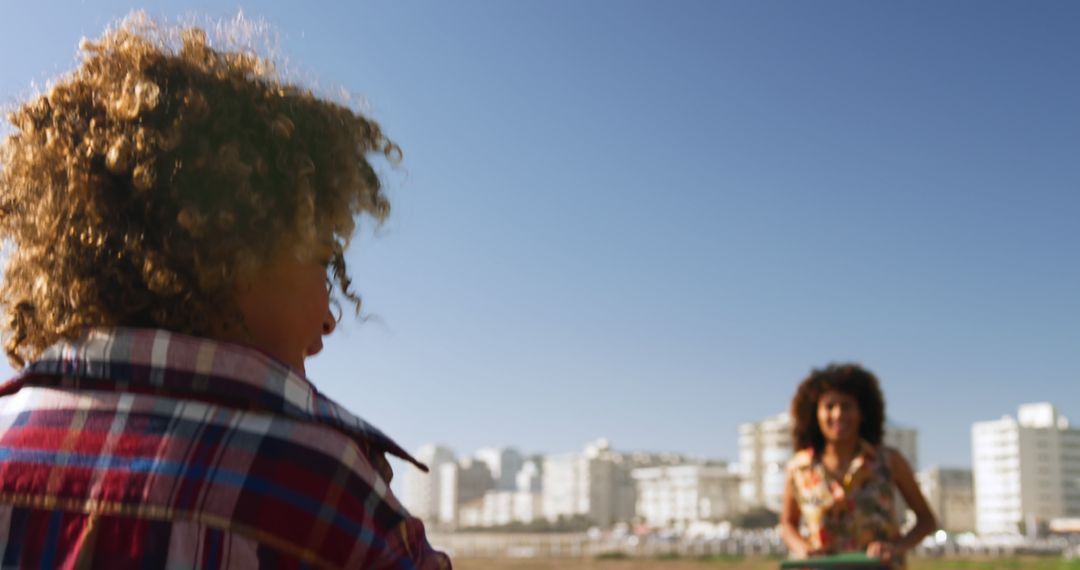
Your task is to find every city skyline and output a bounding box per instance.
[0,2,1077,473]
[408,402,1073,536]
[407,401,1064,479]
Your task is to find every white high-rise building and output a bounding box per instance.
[542,439,685,527]
[542,440,618,526]
[738,413,791,513]
[402,444,456,523]
[436,457,495,526]
[633,462,742,527]
[738,413,919,513]
[516,458,543,493]
[453,452,542,529]
[475,447,525,491]
[918,467,975,534]
[616,451,688,522]
[457,490,543,528]
[972,403,1080,535]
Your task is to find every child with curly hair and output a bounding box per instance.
[779,364,936,569]
[0,14,450,569]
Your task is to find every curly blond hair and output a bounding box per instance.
[0,15,398,367]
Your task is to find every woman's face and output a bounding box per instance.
[233,242,337,375]
[816,389,862,445]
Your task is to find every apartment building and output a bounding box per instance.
[972,403,1080,535]
[402,444,456,523]
[633,462,741,527]
[917,467,975,533]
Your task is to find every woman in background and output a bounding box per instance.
[780,364,936,568]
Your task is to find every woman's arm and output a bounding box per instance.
[891,448,938,552]
[780,467,815,558]
[868,448,938,564]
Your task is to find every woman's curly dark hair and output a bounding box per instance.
[790,363,885,454]
[0,14,399,367]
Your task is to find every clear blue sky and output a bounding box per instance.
[1,2,1077,474]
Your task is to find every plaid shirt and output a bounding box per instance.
[0,328,451,569]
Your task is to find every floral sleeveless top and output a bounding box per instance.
[788,441,901,558]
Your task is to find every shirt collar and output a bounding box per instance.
[11,327,426,472]
[809,439,876,489]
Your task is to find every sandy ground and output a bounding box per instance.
[454,560,775,570]
[452,556,1079,570]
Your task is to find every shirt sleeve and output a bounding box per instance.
[366,503,451,569]
[361,448,451,569]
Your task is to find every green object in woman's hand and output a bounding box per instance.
[779,551,889,569]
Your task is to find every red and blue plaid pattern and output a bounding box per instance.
[0,328,451,569]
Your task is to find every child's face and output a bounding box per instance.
[233,242,336,375]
